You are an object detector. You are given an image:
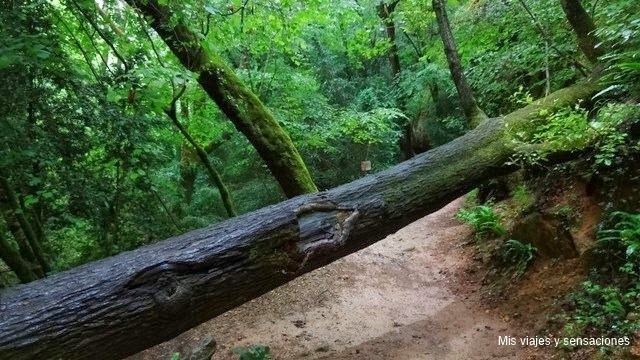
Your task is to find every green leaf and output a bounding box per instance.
[106,89,122,102]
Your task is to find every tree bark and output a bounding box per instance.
[180,135,230,208]
[377,0,414,160]
[0,235,39,283]
[0,81,601,360]
[0,211,43,279]
[179,141,199,206]
[0,173,48,275]
[377,1,402,79]
[164,96,237,218]
[125,0,318,198]
[560,0,603,64]
[432,0,488,127]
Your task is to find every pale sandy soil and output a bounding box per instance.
[130,199,553,360]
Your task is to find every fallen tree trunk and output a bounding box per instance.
[0,82,600,360]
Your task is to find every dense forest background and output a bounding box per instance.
[0,0,638,283]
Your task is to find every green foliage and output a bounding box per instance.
[456,203,506,239]
[337,108,406,147]
[508,86,534,108]
[511,184,534,212]
[0,0,638,286]
[450,0,579,116]
[169,353,180,360]
[598,212,640,260]
[567,280,638,336]
[231,344,274,360]
[510,103,638,169]
[532,106,591,150]
[591,103,640,169]
[594,0,640,97]
[496,239,537,276]
[46,218,96,271]
[562,211,640,340]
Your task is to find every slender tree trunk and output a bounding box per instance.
[560,0,603,64]
[377,1,402,79]
[432,0,488,127]
[180,134,232,208]
[0,180,40,272]
[165,98,237,218]
[377,0,414,160]
[0,81,602,360]
[125,0,318,198]
[0,235,39,283]
[179,142,199,207]
[0,211,43,278]
[0,173,49,274]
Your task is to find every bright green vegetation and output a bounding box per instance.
[456,199,537,277]
[456,203,506,239]
[1,1,640,358]
[231,345,274,360]
[0,0,638,292]
[511,184,534,213]
[559,212,640,350]
[496,239,537,276]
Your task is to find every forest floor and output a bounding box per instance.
[132,199,584,360]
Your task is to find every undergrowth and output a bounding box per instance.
[455,202,506,239]
[495,239,537,277]
[231,345,274,360]
[557,212,640,353]
[457,193,537,279]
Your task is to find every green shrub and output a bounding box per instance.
[496,239,537,276]
[594,1,640,97]
[562,211,640,341]
[231,344,273,360]
[591,103,640,169]
[456,203,506,238]
[511,184,534,211]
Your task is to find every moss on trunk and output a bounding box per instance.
[127,0,318,198]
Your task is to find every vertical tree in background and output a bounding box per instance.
[163,90,238,218]
[0,174,49,275]
[0,185,44,282]
[432,0,487,127]
[560,0,603,63]
[377,0,415,159]
[125,0,318,198]
[377,0,402,79]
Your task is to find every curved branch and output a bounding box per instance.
[70,0,129,73]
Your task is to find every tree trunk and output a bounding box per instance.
[179,141,199,207]
[0,211,43,279]
[0,81,600,360]
[377,1,402,79]
[180,135,231,208]
[560,0,603,64]
[165,100,237,218]
[0,235,39,283]
[125,0,317,198]
[377,0,414,160]
[0,174,48,275]
[432,0,488,127]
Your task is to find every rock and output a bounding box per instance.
[627,312,640,321]
[185,336,216,360]
[293,320,306,328]
[510,212,579,258]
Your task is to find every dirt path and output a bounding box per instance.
[132,199,531,360]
